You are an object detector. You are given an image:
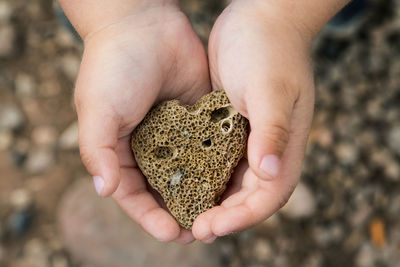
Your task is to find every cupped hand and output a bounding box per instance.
[192,0,315,243]
[74,4,211,244]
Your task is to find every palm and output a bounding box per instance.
[75,8,211,243]
[192,4,314,240]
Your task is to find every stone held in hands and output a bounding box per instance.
[131,90,249,229]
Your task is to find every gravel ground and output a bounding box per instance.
[0,0,399,266]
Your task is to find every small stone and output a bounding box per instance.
[388,195,400,219]
[50,253,69,267]
[370,148,400,181]
[38,79,61,97]
[55,28,77,47]
[131,90,248,229]
[60,54,80,80]
[0,24,15,57]
[253,239,272,262]
[369,218,386,248]
[58,121,78,150]
[335,141,359,165]
[0,130,13,151]
[10,188,33,210]
[58,178,220,267]
[8,209,33,235]
[349,203,372,227]
[280,182,316,219]
[11,138,30,167]
[15,73,36,97]
[356,243,376,267]
[0,104,24,131]
[20,98,43,124]
[31,125,58,147]
[0,1,12,22]
[313,224,344,247]
[22,238,50,267]
[388,125,400,155]
[25,148,54,174]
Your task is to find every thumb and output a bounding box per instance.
[246,80,297,180]
[77,105,121,197]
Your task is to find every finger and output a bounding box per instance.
[219,159,248,202]
[193,94,314,240]
[246,78,298,181]
[113,166,181,242]
[77,107,121,197]
[174,229,195,245]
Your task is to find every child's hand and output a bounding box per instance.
[192,0,319,243]
[65,2,211,243]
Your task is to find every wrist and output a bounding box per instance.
[59,0,179,39]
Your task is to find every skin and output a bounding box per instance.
[59,0,350,244]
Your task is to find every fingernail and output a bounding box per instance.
[93,176,104,196]
[203,234,217,243]
[260,155,280,178]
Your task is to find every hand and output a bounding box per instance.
[192,0,316,243]
[73,4,210,243]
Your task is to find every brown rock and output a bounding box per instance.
[58,179,220,267]
[131,90,248,229]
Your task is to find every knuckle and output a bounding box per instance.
[271,78,299,103]
[264,123,290,154]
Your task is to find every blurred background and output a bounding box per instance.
[0,0,399,266]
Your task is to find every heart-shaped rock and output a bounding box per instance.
[131,90,248,229]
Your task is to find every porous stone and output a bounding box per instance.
[131,90,248,229]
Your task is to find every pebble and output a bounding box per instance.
[388,195,400,219]
[15,73,36,97]
[10,188,33,210]
[38,79,61,97]
[0,24,15,57]
[253,239,272,262]
[313,224,344,247]
[55,27,77,47]
[8,209,33,235]
[370,149,400,181]
[349,203,372,227]
[0,1,11,22]
[280,182,316,219]
[20,238,50,267]
[50,253,69,267]
[60,54,80,80]
[335,141,359,165]
[0,104,24,131]
[20,98,44,124]
[25,148,54,174]
[0,130,13,151]
[388,125,400,155]
[58,121,78,150]
[356,243,376,267]
[11,138,30,167]
[31,125,58,147]
[58,178,220,267]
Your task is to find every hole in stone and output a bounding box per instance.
[221,121,232,133]
[153,146,173,159]
[202,138,212,148]
[211,107,231,122]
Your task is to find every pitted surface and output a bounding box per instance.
[131,90,248,229]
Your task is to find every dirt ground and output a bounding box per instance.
[0,0,399,266]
